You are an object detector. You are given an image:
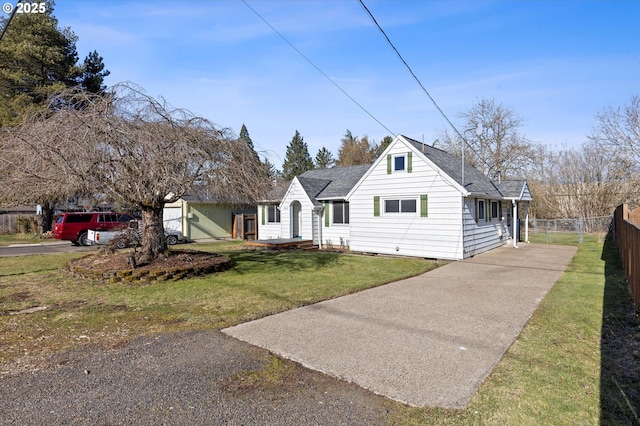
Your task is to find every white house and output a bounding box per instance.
[257,135,532,260]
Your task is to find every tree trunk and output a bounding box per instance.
[139,205,167,264]
[41,202,55,233]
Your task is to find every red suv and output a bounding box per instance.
[52,212,137,246]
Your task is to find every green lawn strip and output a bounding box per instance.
[386,236,635,425]
[0,233,53,247]
[0,245,435,369]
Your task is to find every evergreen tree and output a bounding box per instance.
[0,0,109,231]
[282,130,314,180]
[262,156,281,182]
[239,123,260,161]
[0,0,81,126]
[315,147,335,169]
[372,135,394,157]
[80,50,110,93]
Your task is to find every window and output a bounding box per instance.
[477,200,486,221]
[386,152,412,174]
[333,201,349,224]
[267,204,280,223]
[394,155,405,171]
[385,198,416,214]
[491,201,499,220]
[65,214,92,223]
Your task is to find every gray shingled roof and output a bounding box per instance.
[402,136,503,198]
[297,176,331,207]
[495,180,527,199]
[299,164,371,201]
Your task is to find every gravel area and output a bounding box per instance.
[0,331,390,425]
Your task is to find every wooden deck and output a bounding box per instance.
[243,238,317,250]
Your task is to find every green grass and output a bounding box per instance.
[0,233,52,246]
[0,242,436,368]
[528,231,608,246]
[3,236,638,424]
[385,234,639,425]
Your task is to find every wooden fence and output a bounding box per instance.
[0,214,37,234]
[613,204,640,311]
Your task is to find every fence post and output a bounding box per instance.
[578,217,583,244]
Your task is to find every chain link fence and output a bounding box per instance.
[529,216,612,244]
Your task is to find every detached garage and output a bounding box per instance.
[164,196,255,241]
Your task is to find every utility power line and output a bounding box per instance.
[241,0,396,137]
[358,0,494,177]
[357,0,462,140]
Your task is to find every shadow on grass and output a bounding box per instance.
[225,249,342,274]
[600,232,640,424]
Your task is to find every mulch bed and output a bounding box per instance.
[63,250,231,284]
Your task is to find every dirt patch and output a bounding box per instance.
[62,250,231,284]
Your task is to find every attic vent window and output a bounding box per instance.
[394,155,405,171]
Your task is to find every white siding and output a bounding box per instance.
[348,141,465,260]
[320,201,352,249]
[257,204,282,240]
[280,179,316,240]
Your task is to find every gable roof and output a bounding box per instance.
[300,164,371,200]
[402,135,503,198]
[496,180,533,201]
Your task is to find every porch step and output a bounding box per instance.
[297,242,319,251]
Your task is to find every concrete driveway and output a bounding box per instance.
[223,243,578,408]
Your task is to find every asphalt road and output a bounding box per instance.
[0,241,97,257]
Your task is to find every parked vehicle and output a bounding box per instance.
[88,226,182,249]
[52,212,137,246]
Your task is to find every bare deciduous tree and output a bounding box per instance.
[589,94,640,172]
[436,97,538,180]
[528,141,639,220]
[1,83,270,263]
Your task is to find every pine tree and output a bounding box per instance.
[372,135,394,157]
[315,147,335,169]
[282,130,314,180]
[80,50,110,93]
[239,123,260,161]
[0,1,81,125]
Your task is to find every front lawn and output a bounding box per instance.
[0,242,436,369]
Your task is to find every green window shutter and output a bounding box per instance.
[420,194,428,217]
[386,154,392,174]
[475,199,478,223]
[486,200,490,222]
[261,205,265,225]
[324,202,330,227]
[374,196,380,217]
[407,152,413,173]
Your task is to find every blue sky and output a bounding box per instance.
[48,0,639,168]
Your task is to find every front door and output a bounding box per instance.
[291,201,301,238]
